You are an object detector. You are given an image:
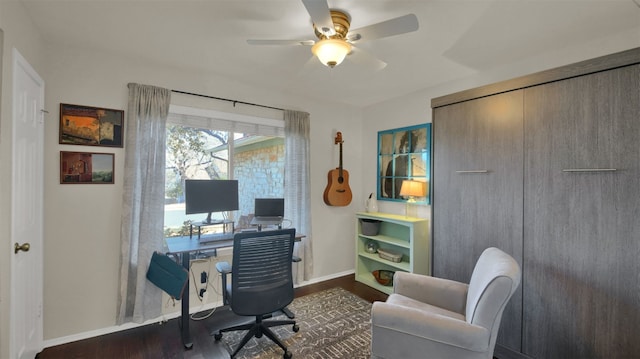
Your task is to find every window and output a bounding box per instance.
[164,106,284,237]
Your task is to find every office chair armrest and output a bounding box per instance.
[216,261,232,305]
[292,255,301,262]
[393,272,468,315]
[216,261,231,274]
[371,301,489,352]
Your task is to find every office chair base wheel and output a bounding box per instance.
[292,324,299,332]
[256,332,263,338]
[214,332,222,341]
[283,350,292,359]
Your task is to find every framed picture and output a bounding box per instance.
[377,123,431,204]
[60,151,114,184]
[59,103,124,147]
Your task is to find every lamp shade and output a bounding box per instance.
[400,180,426,198]
[311,39,352,68]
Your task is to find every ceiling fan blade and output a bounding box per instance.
[247,39,315,46]
[301,0,335,36]
[347,46,387,72]
[347,14,419,42]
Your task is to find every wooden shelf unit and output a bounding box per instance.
[355,212,430,294]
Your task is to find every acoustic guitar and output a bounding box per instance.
[323,132,353,206]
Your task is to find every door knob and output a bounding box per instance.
[14,242,30,254]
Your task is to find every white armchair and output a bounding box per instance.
[370,247,521,359]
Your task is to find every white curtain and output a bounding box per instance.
[284,110,313,282]
[116,83,171,324]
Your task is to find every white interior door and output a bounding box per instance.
[10,48,45,359]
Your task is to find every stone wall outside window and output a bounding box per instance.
[234,138,284,217]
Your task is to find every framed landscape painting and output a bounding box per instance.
[60,151,114,184]
[59,103,124,147]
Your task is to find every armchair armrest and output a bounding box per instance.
[393,272,468,315]
[371,301,489,353]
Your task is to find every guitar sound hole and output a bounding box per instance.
[338,177,344,184]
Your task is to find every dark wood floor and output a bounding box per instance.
[37,274,388,359]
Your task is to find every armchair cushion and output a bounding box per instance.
[393,271,468,315]
[386,294,465,322]
[372,301,489,353]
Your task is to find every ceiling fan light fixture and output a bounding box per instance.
[311,39,352,68]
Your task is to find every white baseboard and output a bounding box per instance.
[295,269,355,287]
[42,299,223,349]
[42,270,355,349]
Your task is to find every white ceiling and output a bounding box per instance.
[19,0,640,107]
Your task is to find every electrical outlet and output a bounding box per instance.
[201,271,207,283]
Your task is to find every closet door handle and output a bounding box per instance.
[455,170,489,174]
[562,168,617,173]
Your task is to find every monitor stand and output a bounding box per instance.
[256,223,283,232]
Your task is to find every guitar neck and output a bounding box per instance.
[338,142,343,177]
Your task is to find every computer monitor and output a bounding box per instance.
[254,198,284,218]
[184,179,239,223]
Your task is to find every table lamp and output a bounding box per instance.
[400,180,426,217]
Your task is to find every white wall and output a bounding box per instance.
[0,1,47,358]
[41,43,365,341]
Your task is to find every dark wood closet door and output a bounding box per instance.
[523,64,640,358]
[432,90,524,352]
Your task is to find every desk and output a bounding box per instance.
[164,231,303,349]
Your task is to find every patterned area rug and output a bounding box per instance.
[216,287,373,358]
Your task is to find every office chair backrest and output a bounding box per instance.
[465,247,521,330]
[231,228,296,316]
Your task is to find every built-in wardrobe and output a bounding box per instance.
[431,48,640,359]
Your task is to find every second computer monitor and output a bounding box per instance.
[254,198,284,218]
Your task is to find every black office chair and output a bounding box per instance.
[214,228,299,358]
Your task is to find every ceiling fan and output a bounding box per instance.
[247,0,419,70]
